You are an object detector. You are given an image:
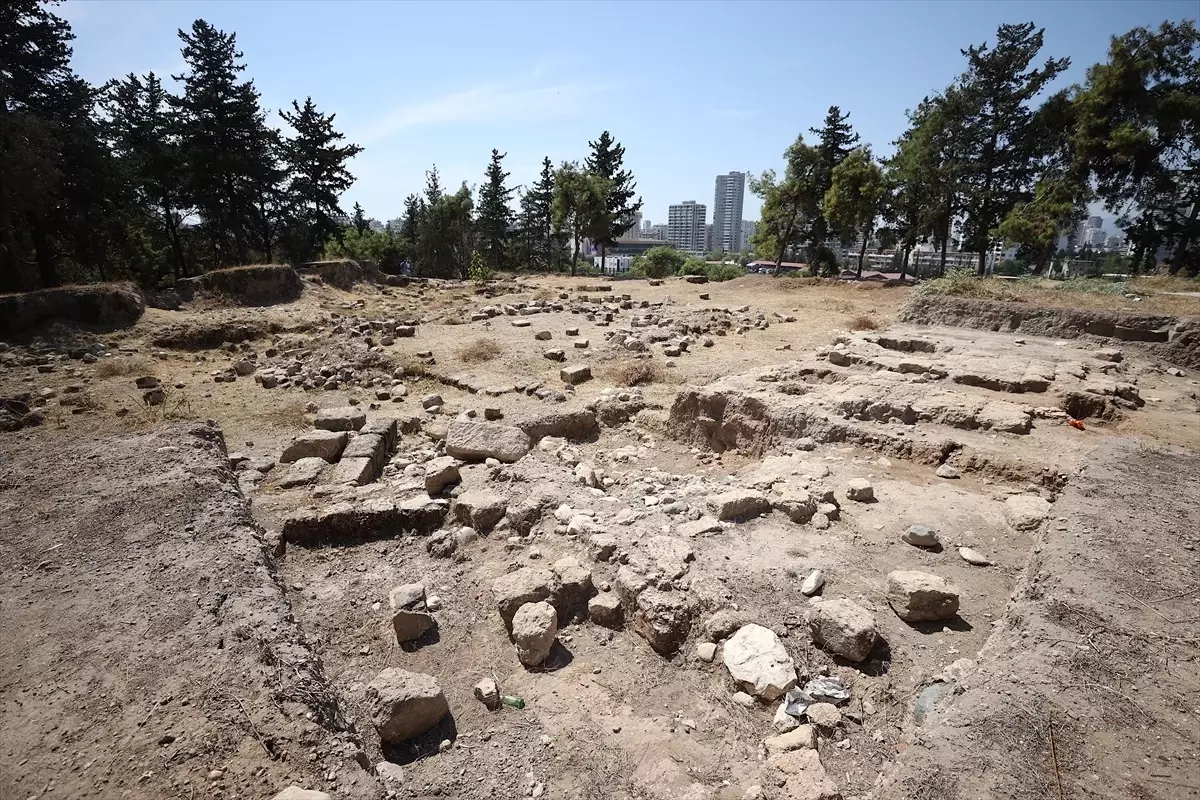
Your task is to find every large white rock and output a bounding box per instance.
[271,788,332,800]
[722,623,797,701]
[314,405,366,432]
[445,421,531,463]
[512,601,557,666]
[365,668,449,743]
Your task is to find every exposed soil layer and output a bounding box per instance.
[874,437,1200,800]
[0,282,145,338]
[178,264,303,306]
[899,295,1200,368]
[0,422,379,800]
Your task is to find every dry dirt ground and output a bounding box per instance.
[1,271,1197,800]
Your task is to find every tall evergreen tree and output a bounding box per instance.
[804,106,860,271]
[476,149,514,270]
[584,131,642,273]
[400,193,421,248]
[104,72,192,281]
[519,157,557,271]
[278,97,362,263]
[0,0,85,289]
[172,19,280,265]
[553,162,610,275]
[951,23,1070,274]
[351,202,368,235]
[1072,20,1200,275]
[750,136,823,272]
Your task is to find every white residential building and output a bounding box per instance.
[668,201,707,254]
[712,172,746,253]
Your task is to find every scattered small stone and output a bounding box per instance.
[512,601,558,666]
[799,570,824,597]
[958,546,993,566]
[695,642,717,662]
[935,463,961,479]
[722,624,797,700]
[809,599,879,662]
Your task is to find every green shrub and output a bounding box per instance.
[706,263,746,282]
[631,246,687,278]
[468,251,494,283]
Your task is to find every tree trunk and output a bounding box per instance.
[600,242,606,275]
[976,247,987,276]
[938,210,951,277]
[570,228,580,276]
[899,246,910,281]
[164,207,187,281]
[1169,201,1199,271]
[30,217,58,288]
[855,235,868,279]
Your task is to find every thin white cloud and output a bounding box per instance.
[357,81,608,143]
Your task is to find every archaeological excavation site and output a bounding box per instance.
[1,265,1198,800]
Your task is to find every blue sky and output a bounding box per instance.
[62,0,1196,230]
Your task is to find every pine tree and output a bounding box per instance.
[952,23,1069,274]
[805,106,860,272]
[553,162,610,275]
[172,19,281,265]
[351,202,368,234]
[824,148,886,277]
[584,131,642,272]
[519,157,556,271]
[278,97,362,262]
[0,0,81,288]
[476,149,514,270]
[400,193,421,247]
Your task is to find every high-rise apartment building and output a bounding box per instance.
[667,201,707,254]
[742,220,758,251]
[712,172,746,253]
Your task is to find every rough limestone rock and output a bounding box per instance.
[278,456,326,488]
[805,702,842,731]
[722,624,797,701]
[280,430,348,463]
[1004,494,1052,531]
[765,749,841,800]
[763,724,816,754]
[808,599,879,663]
[560,364,592,385]
[389,583,426,610]
[703,608,750,642]
[588,592,623,628]
[800,570,825,597]
[366,668,449,744]
[453,489,507,532]
[902,524,941,548]
[633,588,694,654]
[474,677,500,710]
[935,463,961,479]
[958,546,993,566]
[493,567,558,631]
[512,601,558,666]
[314,406,366,432]
[696,642,717,662]
[390,609,436,644]
[424,455,460,494]
[710,488,770,521]
[445,420,531,463]
[271,788,332,800]
[886,570,961,622]
[845,478,874,502]
[775,486,818,524]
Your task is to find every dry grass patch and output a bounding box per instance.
[458,337,501,364]
[848,314,880,331]
[608,357,665,387]
[94,355,154,379]
[258,399,311,431]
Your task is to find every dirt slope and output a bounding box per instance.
[0,423,378,800]
[872,437,1200,800]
